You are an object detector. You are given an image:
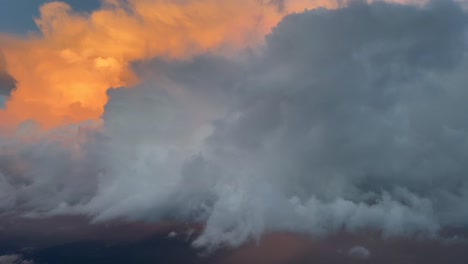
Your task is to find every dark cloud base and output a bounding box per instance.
[1,217,468,264]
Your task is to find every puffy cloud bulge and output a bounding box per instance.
[1,0,468,248]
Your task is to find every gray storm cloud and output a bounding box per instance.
[1,0,468,248]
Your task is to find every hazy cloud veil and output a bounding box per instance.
[1,0,468,249]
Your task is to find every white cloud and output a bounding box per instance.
[348,246,371,259]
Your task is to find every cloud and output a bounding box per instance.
[1,0,468,249]
[0,0,340,129]
[0,73,15,96]
[0,255,33,264]
[348,245,371,259]
[191,0,468,247]
[0,51,15,97]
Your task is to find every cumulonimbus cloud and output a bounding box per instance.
[1,0,468,249]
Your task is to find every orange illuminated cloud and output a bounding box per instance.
[1,0,422,131]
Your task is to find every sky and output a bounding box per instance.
[0,0,100,33]
[1,0,468,262]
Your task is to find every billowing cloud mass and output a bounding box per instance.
[1,0,468,249]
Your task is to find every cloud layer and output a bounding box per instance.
[1,0,468,249]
